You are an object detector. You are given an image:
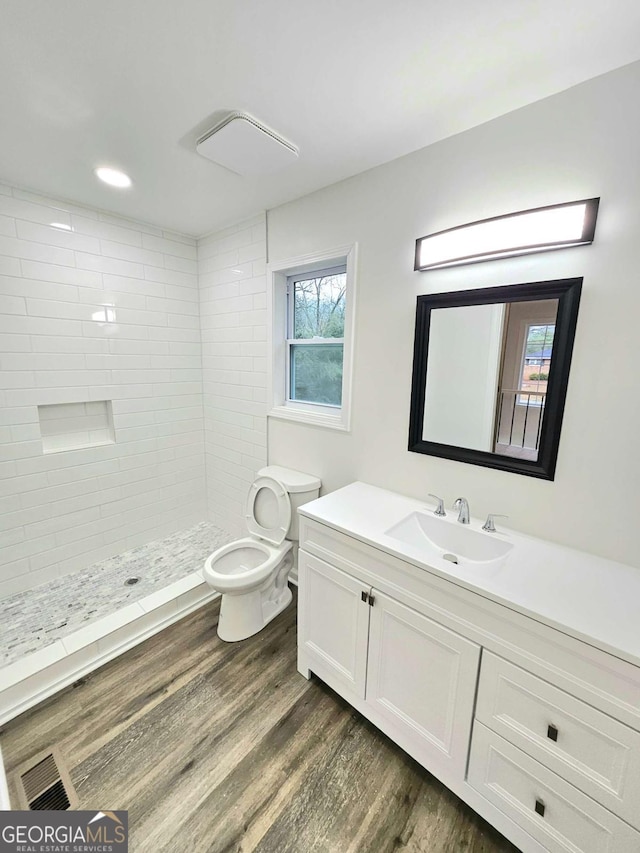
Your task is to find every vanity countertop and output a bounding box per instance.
[299,482,640,668]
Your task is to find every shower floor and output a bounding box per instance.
[0,521,233,669]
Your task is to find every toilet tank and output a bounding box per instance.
[257,466,321,541]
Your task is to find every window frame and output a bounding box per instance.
[286,263,346,409]
[267,245,357,431]
[517,319,556,408]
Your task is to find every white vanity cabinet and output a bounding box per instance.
[299,553,481,780]
[296,488,640,853]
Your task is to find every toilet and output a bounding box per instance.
[203,466,321,642]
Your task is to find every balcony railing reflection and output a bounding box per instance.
[496,390,546,452]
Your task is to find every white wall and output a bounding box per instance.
[424,303,504,450]
[0,185,207,597]
[266,60,640,567]
[198,215,268,537]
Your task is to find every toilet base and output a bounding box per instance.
[217,583,293,642]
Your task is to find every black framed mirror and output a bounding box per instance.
[408,278,582,479]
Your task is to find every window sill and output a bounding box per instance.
[268,405,350,432]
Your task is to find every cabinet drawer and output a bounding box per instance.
[468,722,640,853]
[476,652,640,829]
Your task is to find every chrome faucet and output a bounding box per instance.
[453,497,470,524]
[428,493,446,517]
[482,513,509,533]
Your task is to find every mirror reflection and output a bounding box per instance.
[408,278,582,480]
[423,299,558,462]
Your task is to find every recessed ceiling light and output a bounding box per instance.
[94,167,132,188]
[50,222,73,231]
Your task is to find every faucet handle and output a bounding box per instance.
[482,513,508,533]
[428,494,446,517]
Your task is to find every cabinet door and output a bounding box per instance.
[366,590,481,780]
[298,551,371,699]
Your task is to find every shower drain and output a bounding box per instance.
[124,576,141,586]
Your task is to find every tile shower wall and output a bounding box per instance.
[0,184,207,598]
[198,215,268,537]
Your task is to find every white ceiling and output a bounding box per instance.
[2,0,640,237]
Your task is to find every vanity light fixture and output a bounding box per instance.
[414,198,599,271]
[94,166,132,189]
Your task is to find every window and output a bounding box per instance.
[518,322,555,406]
[268,246,356,430]
[287,266,346,407]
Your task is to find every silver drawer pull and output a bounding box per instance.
[534,799,546,818]
[547,724,559,742]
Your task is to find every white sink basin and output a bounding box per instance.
[385,511,513,569]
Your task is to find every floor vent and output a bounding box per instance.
[14,747,78,810]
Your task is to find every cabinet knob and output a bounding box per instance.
[534,799,546,818]
[547,724,559,742]
[361,590,368,603]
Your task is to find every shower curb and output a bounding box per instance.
[0,573,219,729]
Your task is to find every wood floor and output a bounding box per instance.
[1,591,519,853]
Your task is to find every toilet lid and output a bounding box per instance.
[245,475,291,545]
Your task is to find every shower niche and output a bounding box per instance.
[38,400,115,454]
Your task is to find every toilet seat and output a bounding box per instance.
[203,537,292,592]
[245,475,291,545]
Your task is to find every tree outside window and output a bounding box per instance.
[287,269,346,407]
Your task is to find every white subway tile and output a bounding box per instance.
[0,274,80,302]
[15,220,101,254]
[35,369,110,387]
[70,214,143,246]
[142,234,197,259]
[0,528,25,548]
[0,406,38,426]
[98,211,162,237]
[0,558,30,584]
[0,256,22,276]
[0,235,75,266]
[0,187,270,593]
[100,239,165,267]
[143,265,196,288]
[0,295,26,314]
[0,215,16,236]
[114,307,168,327]
[163,254,198,274]
[12,187,97,219]
[75,252,144,279]
[0,194,74,227]
[238,240,266,263]
[0,533,57,566]
[19,259,102,287]
[102,273,164,297]
[78,287,147,310]
[162,228,196,246]
[32,335,108,353]
[25,298,97,320]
